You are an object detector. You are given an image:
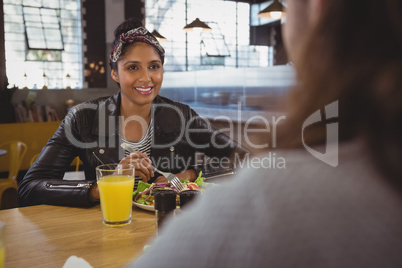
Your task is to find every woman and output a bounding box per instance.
[129,0,402,267]
[18,18,249,207]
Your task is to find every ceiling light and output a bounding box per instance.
[183,18,211,32]
[258,0,286,20]
[151,30,167,41]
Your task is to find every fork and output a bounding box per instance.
[121,143,184,192]
[151,166,184,192]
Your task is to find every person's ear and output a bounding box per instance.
[111,69,119,83]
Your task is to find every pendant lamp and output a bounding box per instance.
[151,30,167,41]
[183,18,211,32]
[258,0,286,20]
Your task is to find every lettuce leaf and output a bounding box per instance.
[194,171,213,188]
[136,181,151,193]
[133,180,151,198]
[194,171,204,188]
[136,195,154,205]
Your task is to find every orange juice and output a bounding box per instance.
[98,175,135,226]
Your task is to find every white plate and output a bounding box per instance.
[133,201,181,212]
[133,201,155,212]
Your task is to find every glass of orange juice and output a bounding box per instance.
[0,222,5,268]
[96,164,135,227]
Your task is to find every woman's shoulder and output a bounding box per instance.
[154,95,192,110]
[69,92,119,115]
[153,95,197,116]
[66,92,120,127]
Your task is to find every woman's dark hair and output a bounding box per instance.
[277,0,402,181]
[109,18,164,70]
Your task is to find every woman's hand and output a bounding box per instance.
[153,169,197,184]
[175,169,197,182]
[153,176,169,184]
[119,151,154,182]
[90,184,100,200]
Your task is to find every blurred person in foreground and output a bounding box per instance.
[129,0,402,267]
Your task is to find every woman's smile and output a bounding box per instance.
[135,86,154,95]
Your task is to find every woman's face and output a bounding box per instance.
[111,42,163,108]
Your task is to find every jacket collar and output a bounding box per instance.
[91,93,181,137]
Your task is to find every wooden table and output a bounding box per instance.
[0,205,156,267]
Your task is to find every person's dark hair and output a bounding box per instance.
[109,18,165,71]
[278,0,402,181]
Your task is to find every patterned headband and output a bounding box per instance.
[109,27,165,66]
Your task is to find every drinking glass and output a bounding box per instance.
[96,164,135,226]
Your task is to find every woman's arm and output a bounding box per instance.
[153,169,197,184]
[18,112,99,207]
[150,99,250,182]
[187,111,250,178]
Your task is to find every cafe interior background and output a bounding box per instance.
[0,0,294,209]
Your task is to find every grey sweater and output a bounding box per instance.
[129,141,402,268]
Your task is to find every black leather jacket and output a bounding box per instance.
[18,93,249,207]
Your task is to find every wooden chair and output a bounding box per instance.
[71,156,83,172]
[30,154,82,172]
[29,153,39,166]
[0,141,27,209]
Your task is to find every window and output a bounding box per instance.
[145,0,269,72]
[23,7,63,50]
[201,22,230,56]
[3,0,82,89]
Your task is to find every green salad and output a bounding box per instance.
[133,171,210,206]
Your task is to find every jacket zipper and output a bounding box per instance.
[46,183,92,189]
